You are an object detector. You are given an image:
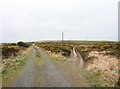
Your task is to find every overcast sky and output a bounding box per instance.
[0,0,119,43]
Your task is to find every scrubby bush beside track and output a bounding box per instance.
[36,41,119,58]
[2,46,19,59]
[76,42,120,61]
[36,42,73,57]
[2,42,30,59]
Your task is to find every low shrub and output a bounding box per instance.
[2,46,19,59]
[37,43,73,57]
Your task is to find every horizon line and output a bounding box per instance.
[1,39,119,44]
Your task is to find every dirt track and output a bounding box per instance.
[10,47,71,87]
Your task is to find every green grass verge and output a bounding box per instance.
[2,47,32,86]
[86,71,107,87]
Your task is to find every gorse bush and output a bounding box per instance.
[76,42,119,60]
[37,43,73,57]
[2,42,30,59]
[2,46,19,59]
[36,41,119,58]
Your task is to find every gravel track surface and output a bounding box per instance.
[10,47,71,87]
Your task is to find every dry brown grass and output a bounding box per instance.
[85,51,119,87]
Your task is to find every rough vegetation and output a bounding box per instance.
[36,42,73,57]
[76,41,119,61]
[75,41,119,87]
[2,46,19,59]
[2,43,32,86]
[2,42,30,59]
